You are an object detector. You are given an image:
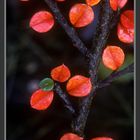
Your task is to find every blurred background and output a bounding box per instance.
[7,0,134,140]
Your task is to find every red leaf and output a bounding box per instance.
[30,89,54,110]
[69,3,94,28]
[60,133,83,140]
[117,23,134,43]
[29,11,54,33]
[102,46,125,70]
[66,75,92,97]
[91,137,113,140]
[110,0,127,11]
[51,64,71,82]
[86,0,101,6]
[118,0,128,8]
[120,10,134,29]
[110,0,118,11]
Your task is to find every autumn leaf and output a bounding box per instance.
[66,75,92,97]
[86,0,101,6]
[110,0,127,11]
[69,3,94,28]
[102,46,125,70]
[117,23,134,43]
[51,64,71,82]
[30,89,54,110]
[60,133,84,140]
[29,11,54,33]
[120,10,134,29]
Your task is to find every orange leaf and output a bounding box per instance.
[110,0,127,11]
[69,3,94,28]
[120,10,134,29]
[86,0,101,6]
[109,0,118,11]
[51,64,71,82]
[102,46,125,70]
[30,89,54,110]
[91,137,113,140]
[66,75,92,97]
[117,23,134,43]
[29,11,54,33]
[60,133,83,140]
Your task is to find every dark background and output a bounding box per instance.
[7,0,134,140]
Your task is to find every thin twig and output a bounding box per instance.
[44,0,88,56]
[98,63,134,89]
[54,83,75,114]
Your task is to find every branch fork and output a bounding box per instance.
[44,0,134,137]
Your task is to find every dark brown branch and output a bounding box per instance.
[91,4,120,53]
[109,9,120,29]
[54,83,75,114]
[71,89,96,137]
[44,0,88,56]
[71,63,134,137]
[71,0,114,136]
[44,0,133,138]
[98,63,134,89]
[89,3,120,82]
[89,0,114,82]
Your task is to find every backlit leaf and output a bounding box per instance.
[117,23,134,43]
[39,78,54,91]
[86,0,101,6]
[30,89,54,110]
[120,10,134,29]
[60,133,83,140]
[110,0,127,11]
[102,46,125,70]
[66,75,92,97]
[69,3,94,28]
[29,11,54,33]
[51,64,71,82]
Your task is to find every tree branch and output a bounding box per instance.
[89,0,114,82]
[71,0,114,136]
[109,9,120,29]
[54,83,75,114]
[98,63,134,89]
[44,0,88,56]
[44,0,133,138]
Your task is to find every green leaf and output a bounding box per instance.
[39,78,54,91]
